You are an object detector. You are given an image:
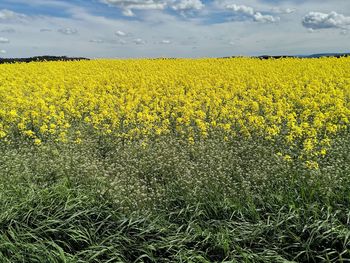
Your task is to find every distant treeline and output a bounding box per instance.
[0,54,349,64]
[0,56,89,64]
[224,53,350,59]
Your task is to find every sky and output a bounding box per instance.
[0,0,349,58]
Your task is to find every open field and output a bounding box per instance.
[1,58,350,262]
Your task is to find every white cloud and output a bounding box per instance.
[225,4,279,23]
[253,12,279,23]
[58,27,78,35]
[133,38,146,44]
[0,37,10,43]
[115,30,126,36]
[302,11,350,30]
[160,39,171,44]
[122,9,135,16]
[40,28,52,32]
[101,0,167,17]
[226,4,254,16]
[0,49,6,54]
[171,0,204,11]
[100,0,203,16]
[270,7,296,15]
[0,9,27,22]
[1,0,349,58]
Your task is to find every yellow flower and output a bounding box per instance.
[283,155,292,162]
[0,56,348,157]
[305,160,319,170]
[23,130,35,138]
[320,149,327,156]
[0,131,6,138]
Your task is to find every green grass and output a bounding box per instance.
[1,133,350,262]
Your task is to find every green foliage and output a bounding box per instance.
[1,134,350,262]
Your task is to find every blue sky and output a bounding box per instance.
[0,0,349,58]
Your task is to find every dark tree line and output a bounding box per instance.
[222,53,350,59]
[0,56,89,64]
[0,54,349,63]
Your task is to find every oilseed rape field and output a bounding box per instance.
[1,58,350,159]
[1,58,350,262]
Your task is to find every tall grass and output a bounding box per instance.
[1,133,350,262]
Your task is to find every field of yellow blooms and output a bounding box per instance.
[1,57,350,160]
[2,57,350,262]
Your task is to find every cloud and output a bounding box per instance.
[225,4,279,23]
[1,0,349,58]
[253,12,278,23]
[40,28,52,32]
[133,38,146,44]
[0,37,10,43]
[160,39,171,44]
[115,30,127,36]
[302,11,350,30]
[122,9,135,16]
[0,49,6,54]
[171,0,204,11]
[270,7,296,15]
[0,9,27,22]
[100,0,203,17]
[58,27,78,35]
[100,0,167,17]
[226,4,254,16]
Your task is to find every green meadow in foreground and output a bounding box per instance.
[1,132,350,263]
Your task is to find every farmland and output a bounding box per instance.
[1,57,350,262]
